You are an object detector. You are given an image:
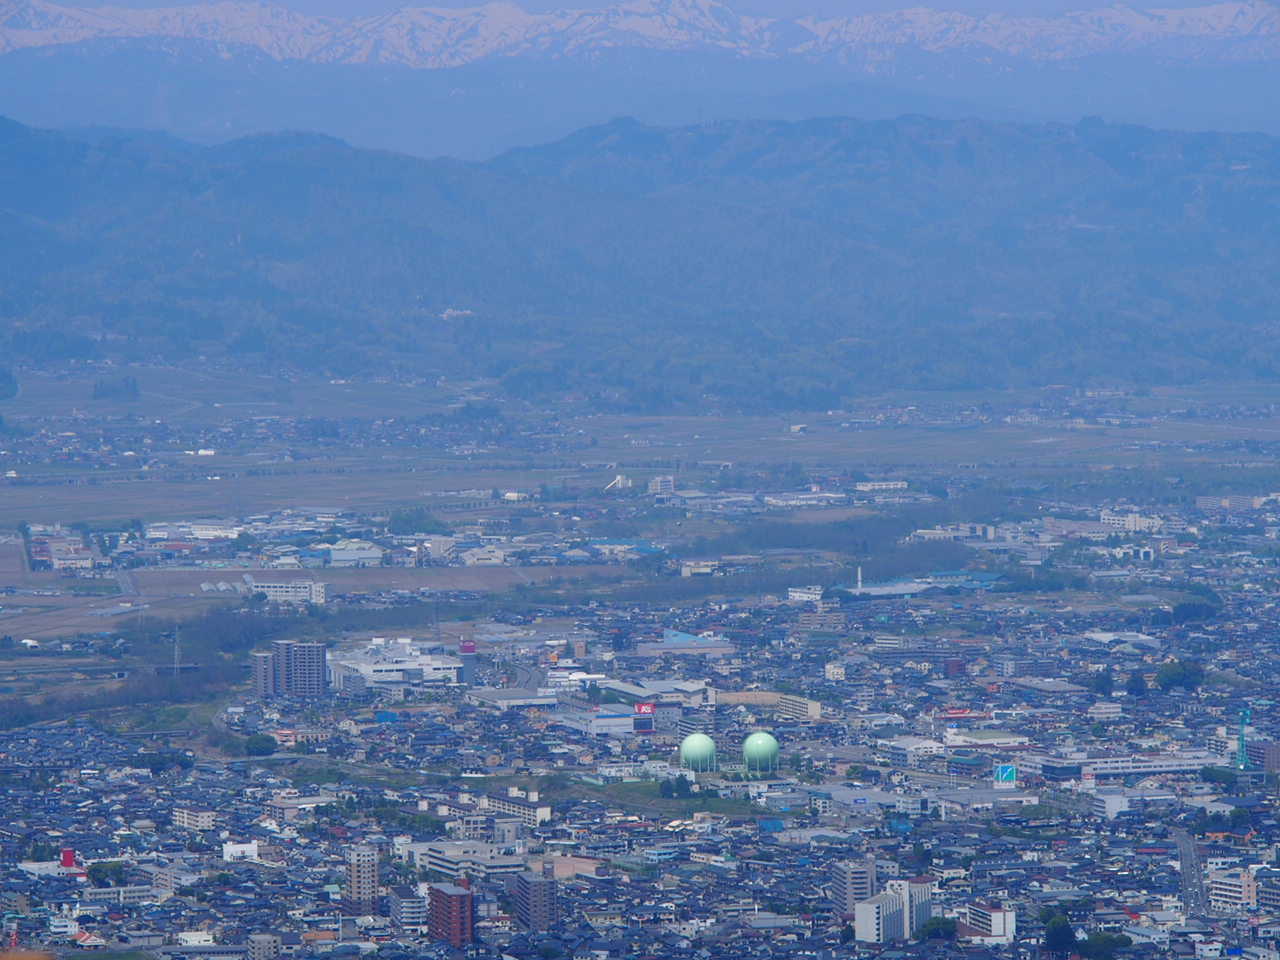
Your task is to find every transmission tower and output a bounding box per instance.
[1238,708,1252,770]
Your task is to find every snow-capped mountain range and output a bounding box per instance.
[3,0,1280,69]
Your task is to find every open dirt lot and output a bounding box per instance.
[0,592,230,640]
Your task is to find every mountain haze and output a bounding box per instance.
[5,113,1280,409]
[3,0,1280,154]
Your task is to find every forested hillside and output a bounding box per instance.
[4,114,1280,409]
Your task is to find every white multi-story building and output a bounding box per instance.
[854,876,933,942]
[777,693,824,722]
[400,840,525,879]
[1100,510,1164,533]
[244,575,328,605]
[787,585,824,603]
[887,877,935,937]
[856,481,908,493]
[481,788,552,827]
[855,892,904,943]
[881,735,944,769]
[1081,751,1222,779]
[963,902,1017,944]
[831,857,878,915]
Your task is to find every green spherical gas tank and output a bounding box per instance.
[679,732,717,772]
[743,731,780,772]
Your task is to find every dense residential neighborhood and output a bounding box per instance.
[8,487,1280,960]
[8,383,1280,960]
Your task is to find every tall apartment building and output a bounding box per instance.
[886,877,935,937]
[854,876,934,943]
[855,892,904,943]
[389,886,428,930]
[251,652,275,698]
[343,845,379,915]
[831,856,879,915]
[510,871,558,931]
[252,640,328,698]
[428,882,474,947]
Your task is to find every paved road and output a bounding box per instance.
[1174,828,1210,917]
[509,661,544,690]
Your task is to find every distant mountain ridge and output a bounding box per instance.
[5,112,1280,408]
[5,0,1280,70]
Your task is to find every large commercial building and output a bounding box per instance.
[328,638,462,694]
[510,871,557,931]
[252,640,328,698]
[343,844,379,915]
[400,840,525,880]
[428,882,474,947]
[1020,750,1225,781]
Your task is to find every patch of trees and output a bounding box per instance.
[1155,660,1205,691]
[1080,932,1135,960]
[1126,671,1147,697]
[1171,601,1217,624]
[87,861,126,887]
[916,917,958,941]
[387,507,452,536]
[1041,909,1132,959]
[658,775,694,799]
[244,734,278,756]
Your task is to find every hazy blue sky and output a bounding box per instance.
[78,0,1222,15]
